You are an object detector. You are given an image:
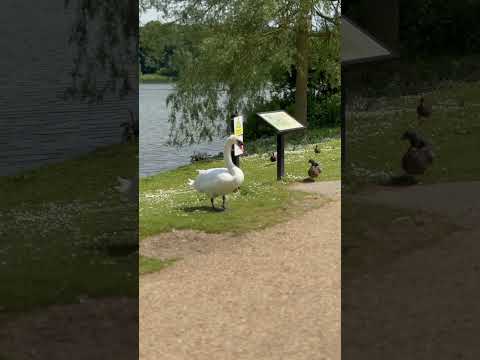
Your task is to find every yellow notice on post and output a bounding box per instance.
[233,115,244,156]
[234,116,243,136]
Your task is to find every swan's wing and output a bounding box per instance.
[196,167,224,175]
[193,168,235,194]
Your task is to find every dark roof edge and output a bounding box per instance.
[341,16,399,66]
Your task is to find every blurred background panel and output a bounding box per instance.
[342,0,480,359]
[0,1,138,359]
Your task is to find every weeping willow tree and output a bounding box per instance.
[141,0,340,145]
[64,0,139,102]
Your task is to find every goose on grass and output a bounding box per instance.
[188,135,245,210]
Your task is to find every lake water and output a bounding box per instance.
[139,83,226,177]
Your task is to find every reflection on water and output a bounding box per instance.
[139,83,226,177]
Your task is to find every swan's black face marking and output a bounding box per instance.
[236,140,244,150]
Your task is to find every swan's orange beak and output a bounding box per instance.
[237,141,245,151]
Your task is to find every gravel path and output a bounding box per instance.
[289,180,341,198]
[140,181,340,360]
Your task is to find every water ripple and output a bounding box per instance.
[140,83,225,177]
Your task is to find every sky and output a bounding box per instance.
[140,8,162,25]
[140,5,337,27]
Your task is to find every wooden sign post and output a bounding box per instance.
[276,133,285,179]
[257,111,305,180]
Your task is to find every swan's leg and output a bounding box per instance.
[222,195,226,209]
[210,198,215,210]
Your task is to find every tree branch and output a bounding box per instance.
[315,9,335,23]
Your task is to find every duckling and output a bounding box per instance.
[314,145,320,154]
[308,159,322,179]
[270,152,277,162]
[416,97,432,123]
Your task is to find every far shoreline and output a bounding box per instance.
[140,73,176,84]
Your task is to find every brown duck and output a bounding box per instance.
[308,159,322,179]
[401,131,434,175]
[416,97,432,123]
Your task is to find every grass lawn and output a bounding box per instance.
[140,256,177,275]
[346,81,480,189]
[0,144,138,312]
[140,130,341,239]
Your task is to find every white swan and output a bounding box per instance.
[188,135,245,210]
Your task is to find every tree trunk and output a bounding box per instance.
[294,4,311,126]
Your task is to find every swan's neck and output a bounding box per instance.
[224,141,236,173]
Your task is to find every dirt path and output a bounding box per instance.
[343,181,480,359]
[353,181,480,227]
[140,181,340,360]
[344,226,480,360]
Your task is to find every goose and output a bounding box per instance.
[270,152,277,162]
[188,135,245,210]
[417,97,432,123]
[314,145,320,154]
[308,159,322,179]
